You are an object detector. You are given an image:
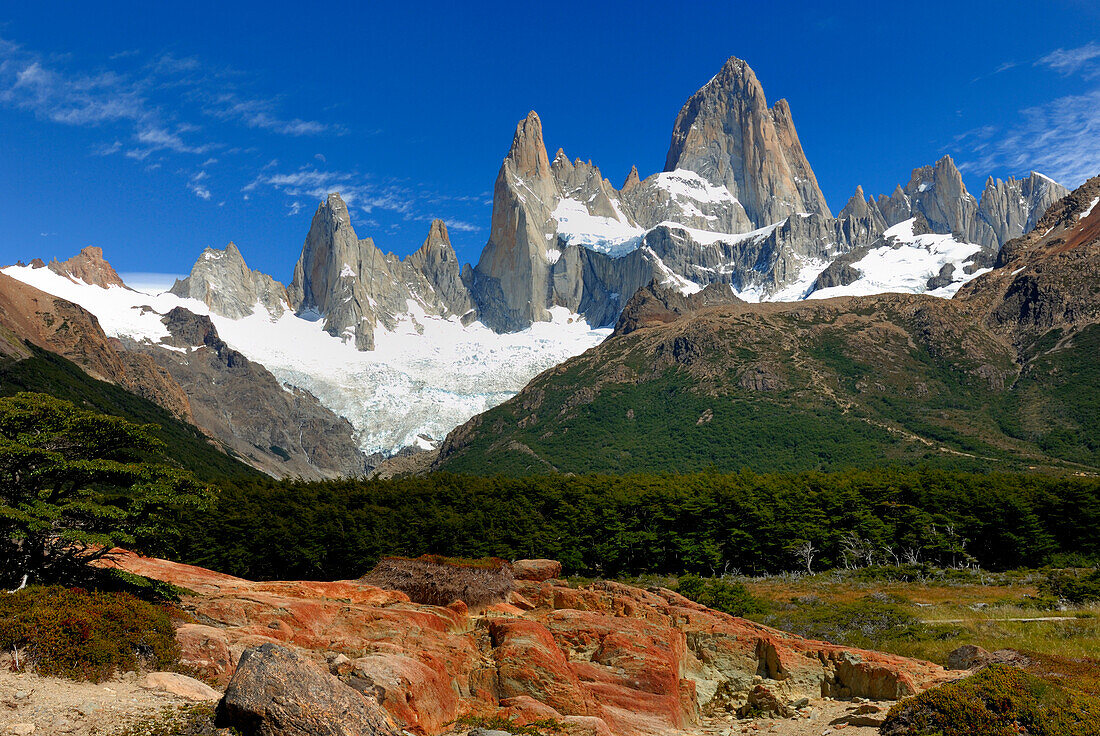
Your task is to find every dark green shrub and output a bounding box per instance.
[675,574,762,617]
[1041,569,1100,603]
[0,586,180,681]
[881,664,1100,736]
[759,595,925,648]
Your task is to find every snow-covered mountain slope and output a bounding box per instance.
[806,218,990,300]
[2,263,607,455]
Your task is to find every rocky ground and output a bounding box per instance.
[0,667,218,735]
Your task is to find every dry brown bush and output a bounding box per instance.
[362,555,514,608]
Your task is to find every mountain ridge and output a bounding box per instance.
[434,174,1100,476]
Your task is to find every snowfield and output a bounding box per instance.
[2,264,609,456]
[808,218,989,300]
[552,197,644,257]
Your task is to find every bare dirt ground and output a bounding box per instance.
[692,698,892,736]
[0,668,211,736]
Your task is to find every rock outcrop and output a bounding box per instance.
[217,642,397,736]
[125,306,369,479]
[47,246,128,289]
[111,551,950,736]
[170,243,289,319]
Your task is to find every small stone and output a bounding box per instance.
[76,701,99,716]
[139,672,221,702]
[7,724,34,735]
[50,717,72,733]
[13,691,28,700]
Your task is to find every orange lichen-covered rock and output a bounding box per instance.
[512,559,563,582]
[106,550,950,736]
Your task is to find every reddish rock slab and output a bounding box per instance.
[109,550,950,736]
[512,559,563,582]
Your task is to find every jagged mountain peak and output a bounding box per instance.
[905,155,968,196]
[623,165,641,192]
[663,55,831,226]
[48,246,128,289]
[171,241,289,320]
[422,218,450,249]
[507,110,551,180]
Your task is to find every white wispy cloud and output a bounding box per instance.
[189,170,212,199]
[1038,41,1100,76]
[0,34,339,202]
[444,220,481,232]
[245,166,417,216]
[204,93,333,136]
[958,89,1100,186]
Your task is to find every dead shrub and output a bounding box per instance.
[363,555,514,608]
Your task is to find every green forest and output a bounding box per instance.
[171,469,1100,581]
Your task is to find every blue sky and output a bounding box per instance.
[1,0,1098,283]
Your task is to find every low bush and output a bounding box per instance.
[0,586,180,681]
[1041,569,1100,604]
[363,555,514,608]
[675,575,762,617]
[757,595,935,648]
[881,664,1100,736]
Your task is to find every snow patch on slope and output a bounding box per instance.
[552,197,644,256]
[808,218,988,300]
[1082,197,1099,220]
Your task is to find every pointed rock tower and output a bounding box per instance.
[170,242,289,319]
[664,56,832,227]
[469,111,559,332]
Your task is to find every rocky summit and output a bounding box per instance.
[288,197,476,350]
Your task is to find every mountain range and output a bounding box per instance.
[1,55,1083,479]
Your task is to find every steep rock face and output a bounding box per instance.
[170,243,289,319]
[869,158,1068,252]
[128,306,369,479]
[0,272,193,422]
[469,112,560,332]
[977,173,1069,248]
[47,246,127,288]
[403,220,476,323]
[663,56,832,226]
[288,195,475,348]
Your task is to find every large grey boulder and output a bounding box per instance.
[216,643,397,736]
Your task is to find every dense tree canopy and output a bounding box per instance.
[174,469,1100,581]
[0,393,212,588]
